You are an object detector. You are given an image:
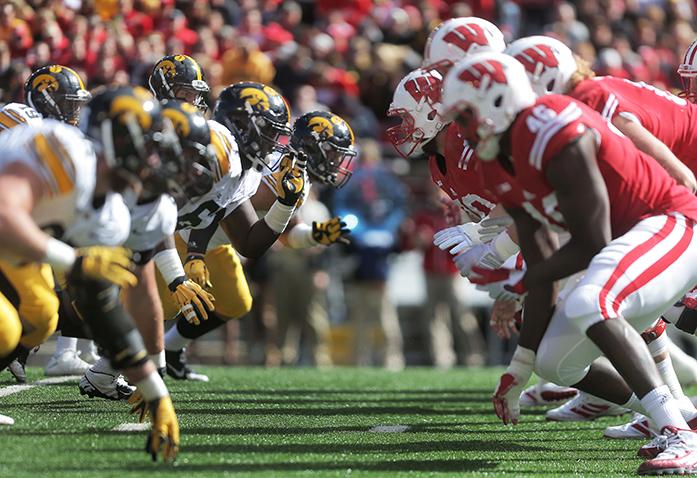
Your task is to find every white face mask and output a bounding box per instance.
[475,133,501,161]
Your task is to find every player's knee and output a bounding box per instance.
[20,293,60,347]
[563,284,605,334]
[0,312,21,358]
[534,354,588,387]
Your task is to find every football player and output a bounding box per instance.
[78,99,215,400]
[0,65,98,380]
[149,54,210,112]
[506,35,697,428]
[442,51,697,474]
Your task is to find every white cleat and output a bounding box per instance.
[604,413,657,439]
[545,392,628,421]
[638,427,697,475]
[0,413,14,425]
[79,343,100,365]
[79,369,134,401]
[45,350,91,376]
[519,382,578,407]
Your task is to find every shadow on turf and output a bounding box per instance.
[176,388,494,395]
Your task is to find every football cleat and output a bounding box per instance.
[0,413,14,425]
[605,413,657,439]
[519,382,578,407]
[45,350,91,376]
[639,416,697,459]
[166,349,209,382]
[545,393,628,421]
[7,359,26,384]
[79,341,100,365]
[638,427,697,475]
[79,369,135,401]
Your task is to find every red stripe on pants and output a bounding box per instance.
[598,215,677,320]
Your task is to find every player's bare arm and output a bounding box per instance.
[219,198,281,259]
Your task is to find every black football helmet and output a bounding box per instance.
[79,85,182,202]
[160,99,217,201]
[149,55,210,112]
[24,65,91,126]
[213,82,292,171]
[291,111,356,188]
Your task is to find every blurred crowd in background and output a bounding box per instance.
[3,0,697,369]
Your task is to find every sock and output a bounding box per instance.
[54,336,77,355]
[669,339,697,385]
[149,351,166,369]
[641,385,689,430]
[77,339,95,353]
[90,356,116,376]
[164,326,190,352]
[623,393,649,416]
[656,355,690,402]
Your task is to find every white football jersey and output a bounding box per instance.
[63,192,131,247]
[125,194,178,252]
[0,120,95,240]
[0,102,43,131]
[176,120,261,231]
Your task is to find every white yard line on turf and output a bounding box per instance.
[0,375,80,398]
[369,425,410,433]
[112,422,150,432]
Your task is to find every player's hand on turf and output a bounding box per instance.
[492,346,535,425]
[184,254,212,289]
[312,217,350,245]
[74,246,137,288]
[146,395,179,463]
[469,264,527,301]
[168,276,215,325]
[478,216,513,243]
[275,153,307,207]
[433,222,483,255]
[128,390,148,422]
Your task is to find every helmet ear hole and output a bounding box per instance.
[546,79,556,93]
[427,110,437,120]
[494,95,503,107]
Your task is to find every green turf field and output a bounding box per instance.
[0,367,663,477]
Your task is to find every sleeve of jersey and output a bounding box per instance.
[532,104,588,171]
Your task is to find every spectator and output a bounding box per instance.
[220,38,275,85]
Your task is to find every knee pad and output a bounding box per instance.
[0,299,21,358]
[563,284,606,334]
[534,352,591,387]
[175,310,227,340]
[55,286,91,339]
[68,278,147,370]
[19,291,59,348]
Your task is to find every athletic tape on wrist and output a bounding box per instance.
[153,248,186,285]
[492,231,520,261]
[263,201,295,234]
[135,371,169,402]
[509,346,536,377]
[44,238,77,272]
[287,223,316,249]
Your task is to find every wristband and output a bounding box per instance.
[153,248,186,285]
[263,201,295,234]
[135,371,169,402]
[492,231,520,261]
[44,238,77,272]
[287,223,317,249]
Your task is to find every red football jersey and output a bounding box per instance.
[508,95,697,237]
[570,76,697,173]
[428,123,498,221]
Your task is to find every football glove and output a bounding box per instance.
[453,244,488,277]
[469,264,527,302]
[275,154,307,207]
[433,222,483,255]
[168,277,215,325]
[478,216,513,243]
[128,390,148,422]
[312,217,350,246]
[184,254,212,289]
[146,395,180,463]
[492,346,535,425]
[73,246,137,288]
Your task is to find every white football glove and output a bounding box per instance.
[453,244,489,277]
[478,215,513,243]
[492,346,535,425]
[433,222,483,255]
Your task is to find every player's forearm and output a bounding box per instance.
[123,262,164,352]
[233,219,281,258]
[517,283,557,352]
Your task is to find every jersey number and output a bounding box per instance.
[177,200,224,230]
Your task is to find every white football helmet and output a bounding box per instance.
[387,68,446,158]
[678,39,697,103]
[441,52,536,160]
[504,35,577,96]
[423,17,505,74]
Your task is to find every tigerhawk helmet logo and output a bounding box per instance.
[111,95,153,129]
[157,60,178,79]
[308,116,335,138]
[163,108,190,137]
[240,87,270,110]
[32,74,59,93]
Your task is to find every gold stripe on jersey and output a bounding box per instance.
[32,132,75,194]
[0,111,21,130]
[210,129,231,179]
[4,108,28,126]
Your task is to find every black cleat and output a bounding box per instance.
[165,349,209,382]
[7,347,30,384]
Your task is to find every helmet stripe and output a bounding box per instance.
[62,66,86,90]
